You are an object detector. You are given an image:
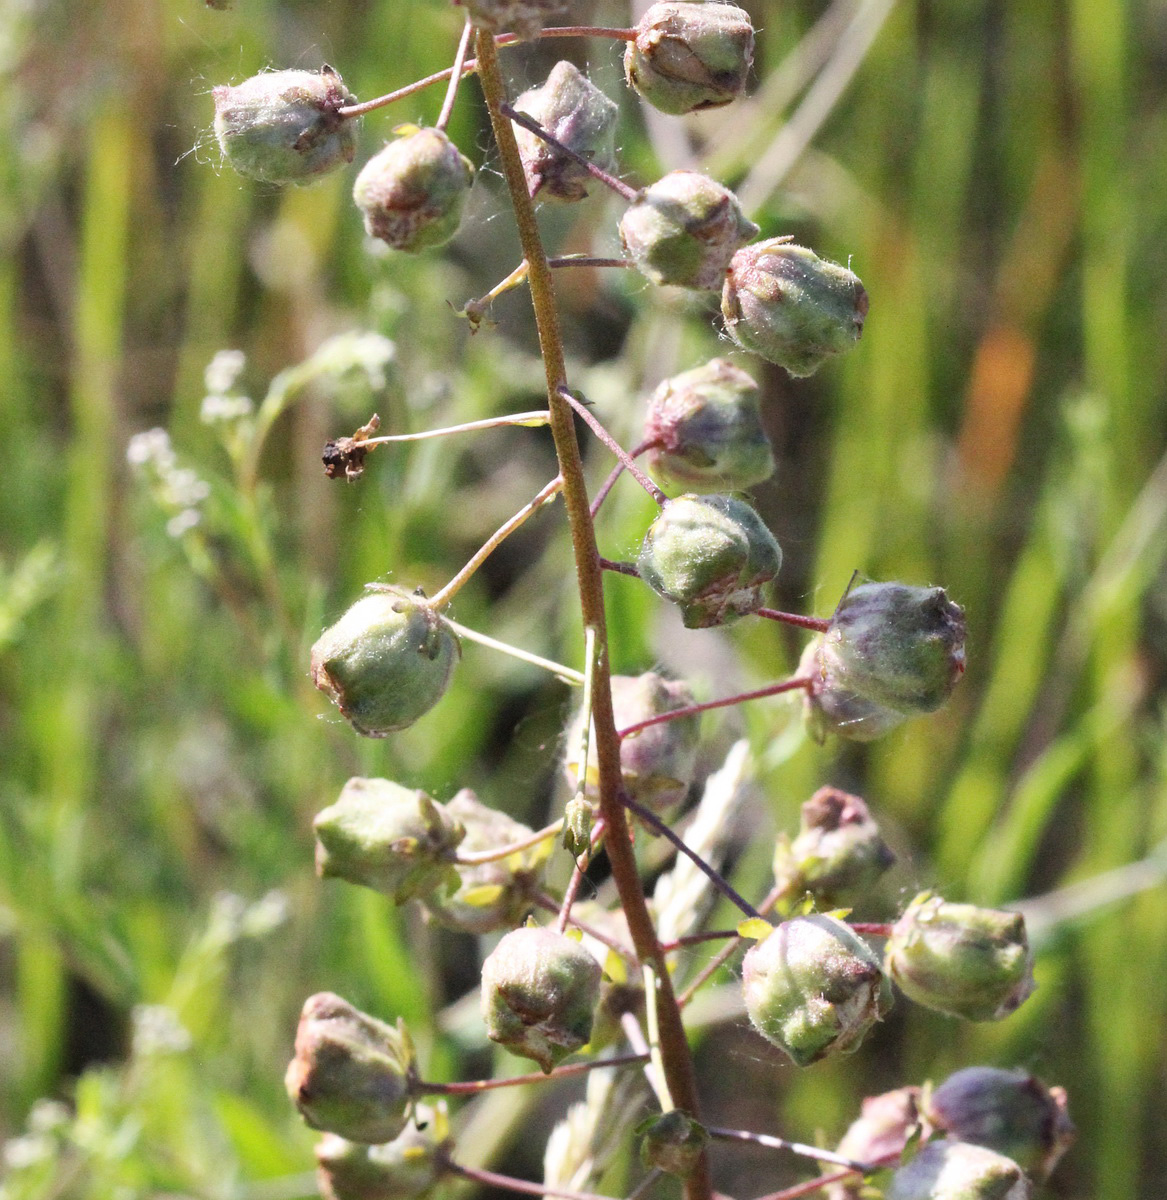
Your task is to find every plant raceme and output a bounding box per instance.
[200,6,1069,1200]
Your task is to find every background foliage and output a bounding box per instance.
[2,0,1166,1197]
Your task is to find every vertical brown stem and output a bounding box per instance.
[473,31,711,1200]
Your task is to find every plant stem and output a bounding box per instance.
[444,1160,620,1200]
[420,1051,649,1096]
[849,922,893,937]
[660,929,738,951]
[755,607,831,632]
[437,614,584,685]
[706,1128,869,1172]
[454,819,564,865]
[429,476,563,609]
[361,411,551,445]
[591,437,659,517]
[500,104,641,202]
[550,256,632,269]
[475,31,711,1200]
[559,388,667,506]
[618,677,812,739]
[436,18,474,132]
[750,1150,902,1200]
[534,888,635,962]
[599,557,641,577]
[621,794,762,920]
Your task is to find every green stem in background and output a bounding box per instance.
[618,677,813,739]
[360,411,551,446]
[474,31,711,1200]
[558,387,667,507]
[436,18,473,132]
[338,27,635,119]
[428,476,564,609]
[437,613,584,685]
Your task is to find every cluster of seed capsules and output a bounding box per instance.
[209,2,1072,1198]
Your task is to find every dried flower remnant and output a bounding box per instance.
[620,171,758,290]
[286,994,417,1144]
[214,66,358,184]
[625,2,755,115]
[512,62,619,202]
[353,128,474,253]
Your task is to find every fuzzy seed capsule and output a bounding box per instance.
[313,777,464,903]
[772,787,896,910]
[564,671,700,811]
[213,66,358,184]
[885,1140,1032,1200]
[926,1068,1075,1181]
[722,240,868,375]
[512,62,619,203]
[353,128,474,253]
[420,790,549,934]
[644,358,774,492]
[311,588,460,736]
[620,171,758,290]
[638,493,782,628]
[456,0,567,40]
[798,636,909,743]
[480,925,602,1072]
[285,994,416,1144]
[625,2,755,115]
[316,1104,449,1200]
[886,893,1036,1021]
[742,914,891,1066]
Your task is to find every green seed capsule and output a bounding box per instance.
[311,589,460,736]
[638,1111,708,1178]
[644,358,774,492]
[885,1140,1031,1200]
[213,66,358,184]
[722,240,868,375]
[353,128,474,253]
[285,993,416,1144]
[637,493,782,628]
[620,171,758,290]
[625,2,755,115]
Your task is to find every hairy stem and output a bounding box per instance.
[559,388,667,506]
[618,677,812,739]
[590,437,659,518]
[421,1051,649,1096]
[475,30,710,1200]
[755,607,831,632]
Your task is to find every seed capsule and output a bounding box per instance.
[316,1104,449,1200]
[926,1068,1075,1181]
[481,925,602,1072]
[722,240,868,375]
[885,893,1036,1021]
[644,358,774,492]
[885,1140,1032,1200]
[311,589,460,737]
[285,994,416,1144]
[353,128,474,253]
[798,636,909,743]
[772,787,896,910]
[826,1087,927,1200]
[213,66,358,184]
[512,62,619,203]
[563,671,700,811]
[625,2,754,115]
[742,914,891,1066]
[620,171,758,290]
[313,777,464,903]
[638,493,782,628]
[639,1111,708,1178]
[420,790,549,934]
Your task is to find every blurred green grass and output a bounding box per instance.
[2,1,1166,1197]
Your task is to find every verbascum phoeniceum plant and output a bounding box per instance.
[206,4,1074,1200]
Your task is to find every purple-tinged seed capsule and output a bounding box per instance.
[638,1110,708,1178]
[620,171,758,290]
[637,493,782,628]
[420,790,549,934]
[644,358,774,493]
[213,66,358,184]
[512,61,619,203]
[625,2,754,115]
[455,0,567,40]
[886,893,1036,1022]
[885,1140,1032,1200]
[480,924,602,1072]
[313,777,464,904]
[285,993,416,1144]
[742,914,892,1066]
[798,636,910,743]
[926,1068,1075,1181]
[315,1103,449,1200]
[772,786,896,910]
[563,672,700,811]
[722,240,868,376]
[825,1087,928,1200]
[353,128,474,253]
[311,588,460,737]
